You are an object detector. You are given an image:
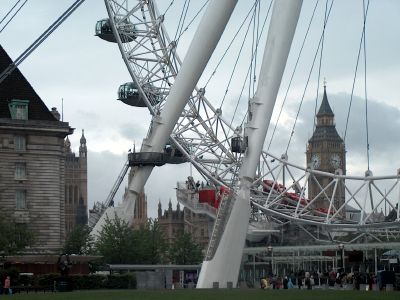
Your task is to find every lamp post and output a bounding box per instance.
[268,246,274,275]
[338,244,344,272]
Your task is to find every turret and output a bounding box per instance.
[79,129,87,158]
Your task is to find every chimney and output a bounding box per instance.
[51,107,61,120]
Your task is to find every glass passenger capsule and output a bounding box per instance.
[95,18,136,43]
[117,82,147,107]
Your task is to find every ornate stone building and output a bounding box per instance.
[183,208,212,250]
[157,200,211,250]
[158,200,184,245]
[306,85,346,212]
[0,46,73,252]
[64,131,88,234]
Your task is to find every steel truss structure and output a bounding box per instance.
[94,0,400,288]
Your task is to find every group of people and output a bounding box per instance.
[260,275,295,290]
[260,269,382,291]
[260,271,319,290]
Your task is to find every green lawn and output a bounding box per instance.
[7,289,399,300]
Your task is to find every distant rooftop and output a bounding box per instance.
[0,45,58,121]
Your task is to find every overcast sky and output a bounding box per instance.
[1,0,400,217]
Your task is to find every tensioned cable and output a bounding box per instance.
[343,1,370,143]
[217,0,272,178]
[266,0,320,152]
[285,0,334,154]
[248,2,257,100]
[218,1,258,110]
[175,0,209,42]
[203,1,258,89]
[312,0,329,136]
[162,1,175,16]
[0,0,86,85]
[0,0,22,26]
[252,0,261,97]
[173,0,189,42]
[232,1,273,128]
[0,0,28,34]
[363,0,371,170]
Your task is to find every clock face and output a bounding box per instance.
[310,154,320,169]
[330,153,341,169]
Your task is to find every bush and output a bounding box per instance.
[5,272,136,290]
[70,274,105,290]
[36,273,60,286]
[18,274,35,286]
[104,273,136,289]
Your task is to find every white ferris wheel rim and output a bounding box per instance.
[103,0,400,230]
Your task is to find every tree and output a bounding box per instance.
[169,231,203,265]
[133,219,167,264]
[95,214,136,264]
[63,225,94,255]
[0,214,34,256]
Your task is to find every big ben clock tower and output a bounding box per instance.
[306,84,346,213]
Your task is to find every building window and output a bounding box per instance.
[74,186,78,205]
[69,185,73,203]
[16,190,27,209]
[8,99,29,120]
[14,135,26,151]
[15,162,27,179]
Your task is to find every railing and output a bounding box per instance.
[176,183,218,218]
[204,191,235,261]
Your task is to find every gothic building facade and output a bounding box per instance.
[158,201,185,245]
[157,200,211,250]
[0,46,73,252]
[306,85,346,213]
[64,131,88,234]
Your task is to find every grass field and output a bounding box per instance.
[6,289,399,300]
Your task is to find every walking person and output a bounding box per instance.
[4,276,11,295]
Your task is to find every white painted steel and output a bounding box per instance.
[239,0,302,180]
[197,0,303,288]
[96,0,400,261]
[96,0,400,233]
[92,0,237,237]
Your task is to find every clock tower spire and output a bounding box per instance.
[306,84,346,212]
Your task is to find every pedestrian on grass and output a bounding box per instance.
[4,276,11,295]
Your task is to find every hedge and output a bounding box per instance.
[1,272,136,290]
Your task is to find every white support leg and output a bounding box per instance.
[91,0,237,237]
[197,0,302,288]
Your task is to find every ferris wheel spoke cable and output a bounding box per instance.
[234,1,273,128]
[312,0,329,136]
[344,0,370,143]
[0,0,28,34]
[266,0,320,152]
[363,0,371,170]
[162,0,175,17]
[215,1,273,169]
[285,0,334,154]
[175,0,209,43]
[0,0,85,85]
[219,1,258,110]
[308,0,329,161]
[173,0,190,42]
[203,1,258,89]
[251,0,261,97]
[0,0,22,26]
